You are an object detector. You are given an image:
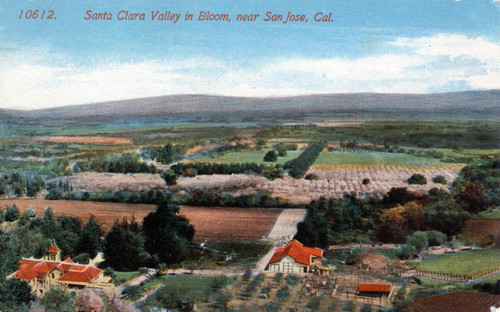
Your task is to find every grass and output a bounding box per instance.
[143,275,236,309]
[476,208,500,220]
[415,249,500,279]
[376,248,400,260]
[192,149,301,165]
[113,271,141,286]
[180,242,272,269]
[313,151,442,166]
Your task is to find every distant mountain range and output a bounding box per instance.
[1,90,499,124]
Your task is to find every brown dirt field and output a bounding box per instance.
[355,252,390,271]
[36,136,133,145]
[462,219,500,245]
[180,206,282,243]
[405,291,500,312]
[0,199,281,243]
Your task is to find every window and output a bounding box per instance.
[271,264,280,272]
[283,262,293,273]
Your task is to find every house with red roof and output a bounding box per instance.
[8,243,113,297]
[266,240,326,274]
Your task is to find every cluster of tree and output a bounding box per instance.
[295,194,379,247]
[103,201,195,271]
[0,206,104,273]
[339,140,359,150]
[187,190,298,208]
[283,143,324,178]
[170,162,283,180]
[204,143,252,157]
[47,189,171,205]
[263,151,278,162]
[407,174,427,185]
[272,143,298,152]
[141,143,185,164]
[74,153,157,174]
[452,157,499,209]
[295,157,498,249]
[272,143,298,157]
[0,158,71,177]
[0,174,45,197]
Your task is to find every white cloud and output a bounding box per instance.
[1,33,499,109]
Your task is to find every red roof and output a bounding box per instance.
[357,283,392,293]
[19,259,40,269]
[32,261,59,279]
[14,257,102,284]
[47,243,60,253]
[58,266,101,283]
[56,263,73,273]
[15,267,39,280]
[69,265,86,272]
[269,240,323,266]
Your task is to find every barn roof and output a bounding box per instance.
[357,283,392,293]
[269,240,323,266]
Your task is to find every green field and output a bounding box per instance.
[192,149,301,165]
[142,275,236,310]
[113,271,141,286]
[180,243,272,269]
[313,151,442,166]
[415,249,500,279]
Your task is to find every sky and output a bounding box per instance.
[0,0,500,109]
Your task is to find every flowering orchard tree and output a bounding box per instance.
[76,290,103,312]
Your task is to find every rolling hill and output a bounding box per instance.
[1,90,499,124]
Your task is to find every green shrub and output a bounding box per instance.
[407,174,427,185]
[361,304,372,312]
[266,301,279,312]
[285,276,300,286]
[273,273,283,283]
[264,151,278,162]
[432,175,448,184]
[121,285,142,300]
[276,286,290,301]
[306,296,321,311]
[242,269,252,281]
[408,231,429,251]
[342,300,355,312]
[426,230,447,246]
[5,205,20,222]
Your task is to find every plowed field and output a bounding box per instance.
[0,199,281,243]
[36,136,133,145]
[406,291,500,312]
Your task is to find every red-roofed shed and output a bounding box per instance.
[357,283,392,293]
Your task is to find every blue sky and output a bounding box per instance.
[1,0,499,109]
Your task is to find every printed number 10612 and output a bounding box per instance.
[19,10,55,20]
